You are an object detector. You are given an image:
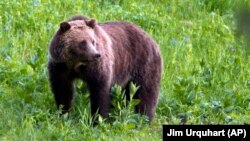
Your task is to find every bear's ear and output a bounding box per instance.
[60,22,71,32]
[86,19,96,28]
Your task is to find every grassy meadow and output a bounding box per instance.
[1,0,250,140]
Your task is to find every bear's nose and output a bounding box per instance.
[94,54,101,58]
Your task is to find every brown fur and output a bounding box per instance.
[48,15,162,123]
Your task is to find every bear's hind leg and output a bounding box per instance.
[135,85,159,123]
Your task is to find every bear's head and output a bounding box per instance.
[50,18,101,65]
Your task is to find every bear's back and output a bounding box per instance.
[97,21,162,87]
[99,21,160,56]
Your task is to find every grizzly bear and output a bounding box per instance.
[48,15,162,123]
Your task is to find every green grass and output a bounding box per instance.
[1,0,250,140]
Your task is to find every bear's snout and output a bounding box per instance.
[94,53,101,58]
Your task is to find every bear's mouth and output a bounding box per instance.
[74,62,87,69]
[74,59,98,69]
[74,62,89,71]
[80,58,99,63]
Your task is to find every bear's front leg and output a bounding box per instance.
[48,62,75,113]
[87,79,111,119]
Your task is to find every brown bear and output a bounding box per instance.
[48,15,162,123]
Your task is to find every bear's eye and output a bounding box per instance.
[81,40,87,48]
[92,39,95,45]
